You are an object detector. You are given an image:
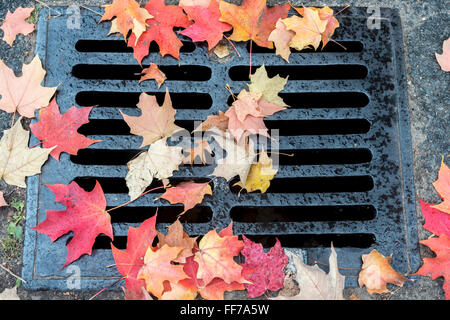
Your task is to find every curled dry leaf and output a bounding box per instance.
[0,56,57,118]
[435,37,450,72]
[193,111,229,133]
[0,7,35,46]
[139,63,167,88]
[358,249,408,295]
[159,181,212,215]
[273,244,345,300]
[0,118,54,188]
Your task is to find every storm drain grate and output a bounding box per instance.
[22,6,420,290]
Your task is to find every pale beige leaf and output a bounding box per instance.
[179,0,211,7]
[0,7,35,46]
[0,287,20,300]
[268,19,294,62]
[125,138,183,200]
[0,191,6,207]
[247,64,288,107]
[0,56,58,118]
[0,118,54,188]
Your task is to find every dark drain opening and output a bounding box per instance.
[230,205,376,222]
[229,176,374,193]
[73,177,213,194]
[247,40,364,53]
[75,91,212,109]
[72,64,212,81]
[227,92,370,108]
[243,233,376,248]
[268,148,372,165]
[75,39,196,53]
[229,65,368,80]
[265,119,371,135]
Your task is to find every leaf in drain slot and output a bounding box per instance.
[0,55,57,118]
[357,249,408,295]
[137,244,189,299]
[240,236,289,298]
[100,0,153,45]
[218,0,290,49]
[32,180,113,268]
[159,181,213,216]
[139,63,167,88]
[430,158,450,215]
[120,88,183,148]
[182,139,213,165]
[0,118,55,188]
[111,215,158,300]
[127,0,192,63]
[30,97,101,161]
[273,244,345,300]
[156,219,198,263]
[268,19,295,62]
[179,0,232,50]
[413,235,450,299]
[192,111,229,133]
[0,7,35,46]
[234,148,277,193]
[125,138,184,201]
[247,65,289,108]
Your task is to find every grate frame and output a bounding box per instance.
[22,6,420,291]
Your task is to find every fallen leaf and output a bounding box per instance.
[218,0,290,48]
[32,181,113,268]
[274,244,345,300]
[182,139,213,165]
[180,0,232,50]
[100,0,153,44]
[349,293,361,300]
[0,118,54,188]
[234,148,277,193]
[413,235,450,299]
[225,105,269,141]
[281,7,328,51]
[159,181,212,215]
[120,88,183,148]
[247,64,288,107]
[122,286,153,300]
[241,236,288,297]
[139,63,167,88]
[430,158,450,214]
[125,138,183,201]
[137,244,188,299]
[268,19,295,62]
[0,7,35,46]
[160,281,198,300]
[232,89,286,122]
[358,249,408,295]
[419,198,450,237]
[128,0,191,63]
[0,287,20,300]
[111,215,158,300]
[157,219,198,263]
[0,55,57,118]
[0,191,7,207]
[213,42,231,58]
[435,37,450,72]
[30,97,100,161]
[179,0,211,7]
[192,111,229,133]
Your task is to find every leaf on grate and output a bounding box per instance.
[435,37,450,72]
[247,65,289,108]
[358,249,408,295]
[0,118,54,188]
[182,139,213,165]
[268,19,295,62]
[430,158,450,215]
[241,236,289,298]
[180,0,232,50]
[32,181,113,268]
[128,0,192,63]
[100,0,153,44]
[0,56,57,118]
[192,111,229,133]
[125,138,183,201]
[413,235,450,299]
[179,0,211,7]
[0,7,35,46]
[30,97,101,161]
[0,191,7,207]
[120,88,183,148]
[111,215,158,300]
[139,63,167,88]
[159,181,212,216]
[157,219,198,263]
[419,198,450,237]
[273,244,345,300]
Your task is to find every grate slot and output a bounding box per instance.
[75,39,196,53]
[246,40,364,53]
[75,91,213,109]
[72,64,212,81]
[265,119,371,135]
[269,148,372,165]
[229,176,374,193]
[229,65,368,81]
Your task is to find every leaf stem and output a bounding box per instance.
[0,264,27,284]
[106,186,166,213]
[223,35,241,57]
[88,276,126,300]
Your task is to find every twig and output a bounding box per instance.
[88,276,125,300]
[0,264,27,284]
[80,5,103,16]
[34,0,62,18]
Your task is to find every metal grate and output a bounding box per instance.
[22,6,420,290]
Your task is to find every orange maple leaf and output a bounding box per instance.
[431,158,450,215]
[139,63,167,88]
[193,111,229,133]
[159,181,212,215]
[0,7,35,46]
[157,219,198,263]
[182,139,213,165]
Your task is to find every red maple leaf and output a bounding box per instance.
[32,181,113,268]
[30,98,100,161]
[414,235,450,299]
[179,0,232,50]
[241,236,288,297]
[419,198,450,238]
[111,215,158,300]
[128,0,191,64]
